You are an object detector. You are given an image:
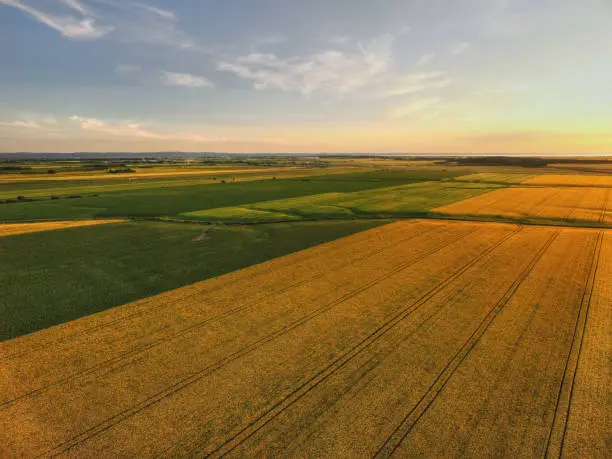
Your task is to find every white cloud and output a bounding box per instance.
[161,71,214,88]
[69,115,223,142]
[0,0,197,48]
[391,97,441,118]
[134,2,175,20]
[0,116,61,130]
[416,52,436,67]
[0,120,41,129]
[451,42,470,55]
[0,0,112,39]
[380,71,451,98]
[60,0,87,15]
[218,34,395,96]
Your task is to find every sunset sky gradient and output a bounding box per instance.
[0,0,610,154]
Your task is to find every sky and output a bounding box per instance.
[0,0,611,154]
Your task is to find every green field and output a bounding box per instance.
[0,170,463,222]
[0,219,386,340]
[181,181,500,222]
[0,167,356,200]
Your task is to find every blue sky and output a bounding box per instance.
[0,0,611,153]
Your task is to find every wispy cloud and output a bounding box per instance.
[0,117,59,130]
[161,71,214,88]
[380,71,451,98]
[391,97,441,118]
[416,52,436,67]
[69,115,224,142]
[0,0,112,39]
[218,34,395,96]
[451,42,470,55]
[0,120,41,129]
[0,0,198,49]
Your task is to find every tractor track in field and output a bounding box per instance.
[373,230,559,458]
[1,223,449,408]
[544,230,604,459]
[199,227,525,457]
[42,224,493,457]
[2,221,431,360]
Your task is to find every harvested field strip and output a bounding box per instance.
[435,186,612,224]
[1,222,609,457]
[544,231,603,458]
[453,172,534,184]
[602,189,611,224]
[526,174,612,187]
[570,188,608,223]
[0,219,124,237]
[560,233,611,457]
[390,229,601,458]
[1,222,454,403]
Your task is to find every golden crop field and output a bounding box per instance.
[1,220,608,457]
[0,219,125,237]
[526,174,612,187]
[435,186,612,224]
[0,166,299,183]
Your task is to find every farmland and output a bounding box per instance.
[1,220,609,457]
[0,219,124,237]
[436,185,611,225]
[0,156,610,457]
[0,219,384,340]
[0,169,460,221]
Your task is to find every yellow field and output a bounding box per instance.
[0,219,125,237]
[435,186,612,224]
[0,166,299,183]
[526,174,612,187]
[0,220,609,457]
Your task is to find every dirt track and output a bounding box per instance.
[0,220,609,457]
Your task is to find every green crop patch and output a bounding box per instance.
[0,219,386,340]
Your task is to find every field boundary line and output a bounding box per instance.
[373,230,560,458]
[2,221,417,359]
[543,231,604,459]
[42,224,488,456]
[1,224,447,408]
[202,227,524,457]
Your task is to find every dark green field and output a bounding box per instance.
[0,219,385,340]
[0,170,462,222]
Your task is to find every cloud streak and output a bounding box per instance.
[0,0,112,39]
[0,0,198,48]
[379,71,451,98]
[69,116,224,142]
[218,34,395,95]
